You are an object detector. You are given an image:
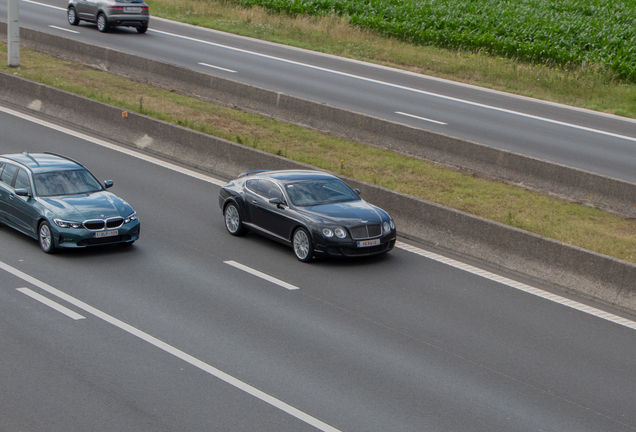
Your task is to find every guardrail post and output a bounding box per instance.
[7,0,20,67]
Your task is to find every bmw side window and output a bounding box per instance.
[15,169,32,195]
[0,164,18,186]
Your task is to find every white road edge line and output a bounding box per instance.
[0,105,227,187]
[21,0,65,9]
[2,98,634,331]
[225,260,299,290]
[0,262,340,432]
[17,287,86,320]
[146,28,636,143]
[395,111,447,125]
[49,25,80,34]
[198,62,237,73]
[396,241,636,331]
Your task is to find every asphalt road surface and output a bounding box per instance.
[2,103,636,431]
[2,0,636,184]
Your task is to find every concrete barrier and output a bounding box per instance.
[1,72,634,313]
[2,23,635,218]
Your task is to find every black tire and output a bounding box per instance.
[97,13,109,32]
[68,7,80,25]
[137,25,148,34]
[38,221,56,254]
[224,202,247,236]
[292,227,314,262]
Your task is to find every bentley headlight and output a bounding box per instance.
[383,221,391,234]
[390,219,395,229]
[334,227,347,238]
[124,212,138,224]
[54,219,82,229]
[322,228,334,237]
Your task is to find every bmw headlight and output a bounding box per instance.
[124,212,138,224]
[322,228,334,237]
[54,219,82,229]
[334,227,347,238]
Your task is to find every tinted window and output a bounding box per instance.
[284,179,360,206]
[0,164,18,186]
[14,169,32,193]
[34,169,103,197]
[246,179,258,193]
[256,180,283,200]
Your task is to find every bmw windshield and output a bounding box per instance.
[284,179,360,206]
[34,169,103,197]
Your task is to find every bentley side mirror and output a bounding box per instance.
[268,197,286,208]
[354,188,361,195]
[104,180,114,189]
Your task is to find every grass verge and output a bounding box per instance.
[1,43,635,263]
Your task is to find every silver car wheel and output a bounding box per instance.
[97,13,108,32]
[68,7,79,25]
[293,229,312,261]
[39,222,55,254]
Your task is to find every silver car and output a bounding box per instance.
[67,0,149,33]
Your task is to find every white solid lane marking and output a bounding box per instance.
[2,93,634,331]
[146,28,636,143]
[396,241,636,331]
[198,62,237,73]
[49,25,80,34]
[395,111,447,125]
[17,287,86,320]
[21,0,64,10]
[0,262,340,432]
[225,260,299,290]
[0,106,227,187]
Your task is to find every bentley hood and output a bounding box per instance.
[298,200,386,225]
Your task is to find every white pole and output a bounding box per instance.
[8,0,20,67]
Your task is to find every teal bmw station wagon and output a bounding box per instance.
[0,152,140,253]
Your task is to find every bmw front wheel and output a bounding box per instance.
[224,202,246,236]
[38,221,56,254]
[293,228,314,262]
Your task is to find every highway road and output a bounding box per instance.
[2,103,636,431]
[2,0,636,184]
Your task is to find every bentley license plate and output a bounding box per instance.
[95,230,118,238]
[357,238,380,248]
[124,6,141,12]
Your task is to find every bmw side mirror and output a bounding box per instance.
[14,188,30,197]
[104,180,114,189]
[354,188,361,195]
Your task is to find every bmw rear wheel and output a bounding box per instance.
[68,7,80,25]
[224,202,246,236]
[97,13,109,32]
[38,221,56,254]
[293,228,313,262]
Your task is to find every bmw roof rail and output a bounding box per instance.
[238,169,270,178]
[43,152,86,168]
[22,151,40,167]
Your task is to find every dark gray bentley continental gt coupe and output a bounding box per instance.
[218,170,396,262]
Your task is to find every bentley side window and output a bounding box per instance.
[246,179,258,193]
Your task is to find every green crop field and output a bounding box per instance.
[232,0,636,82]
